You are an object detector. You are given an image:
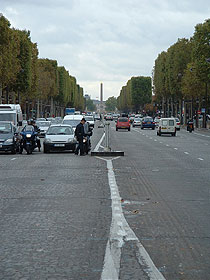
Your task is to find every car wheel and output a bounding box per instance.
[11,148,16,154]
[152,127,155,130]
[141,127,143,130]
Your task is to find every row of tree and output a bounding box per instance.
[117,76,152,113]
[0,15,85,117]
[153,18,210,125]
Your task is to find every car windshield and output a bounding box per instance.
[134,118,141,121]
[85,116,94,121]
[144,118,153,121]
[0,123,12,133]
[47,126,74,135]
[0,113,16,123]
[119,118,128,122]
[36,122,51,127]
[63,119,81,127]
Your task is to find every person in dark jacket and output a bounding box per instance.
[74,118,86,156]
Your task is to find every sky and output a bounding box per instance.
[1,0,210,100]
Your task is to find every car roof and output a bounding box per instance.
[49,124,73,127]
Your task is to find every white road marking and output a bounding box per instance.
[184,152,189,155]
[174,148,178,150]
[166,144,169,147]
[159,142,162,144]
[101,159,165,280]
[198,158,204,161]
[11,158,16,161]
[154,139,157,142]
[94,133,105,152]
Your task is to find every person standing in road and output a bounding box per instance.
[74,118,86,156]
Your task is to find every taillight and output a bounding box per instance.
[142,121,145,124]
[177,123,180,125]
[152,122,155,124]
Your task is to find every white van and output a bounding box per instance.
[0,104,23,128]
[62,115,83,131]
[157,118,176,136]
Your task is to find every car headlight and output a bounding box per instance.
[5,138,13,143]
[68,138,76,143]
[26,134,31,138]
[44,138,51,143]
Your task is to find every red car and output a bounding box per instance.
[116,117,131,131]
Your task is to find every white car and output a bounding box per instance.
[84,115,95,128]
[157,118,176,136]
[63,115,83,131]
[43,124,77,153]
[132,118,142,127]
[175,118,180,130]
[36,121,51,137]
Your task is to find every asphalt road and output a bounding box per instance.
[0,121,210,279]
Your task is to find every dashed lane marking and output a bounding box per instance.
[198,158,204,161]
[11,158,16,161]
[184,152,189,155]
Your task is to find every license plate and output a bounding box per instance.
[54,144,65,147]
[121,127,127,128]
[148,122,151,124]
[162,127,166,129]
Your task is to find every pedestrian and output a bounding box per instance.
[74,118,86,156]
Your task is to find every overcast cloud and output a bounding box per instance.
[1,0,210,100]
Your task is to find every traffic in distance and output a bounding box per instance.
[0,104,209,155]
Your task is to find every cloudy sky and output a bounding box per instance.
[1,0,210,100]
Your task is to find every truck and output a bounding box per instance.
[0,104,23,127]
[65,108,75,115]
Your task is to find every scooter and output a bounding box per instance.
[83,136,91,154]
[19,126,41,154]
[187,121,194,133]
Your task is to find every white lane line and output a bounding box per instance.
[174,148,178,150]
[159,142,162,144]
[154,139,157,142]
[11,158,16,161]
[101,159,165,280]
[94,133,105,152]
[166,144,169,147]
[198,158,204,161]
[150,137,153,140]
[184,152,189,155]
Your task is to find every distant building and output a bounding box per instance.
[92,99,105,113]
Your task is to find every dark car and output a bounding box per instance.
[116,117,131,131]
[0,121,20,154]
[141,117,155,130]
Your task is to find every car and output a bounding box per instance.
[157,118,176,136]
[43,124,77,153]
[175,118,180,130]
[84,115,95,128]
[36,121,51,137]
[129,114,136,123]
[94,114,101,121]
[0,121,20,154]
[36,118,46,122]
[141,117,155,130]
[112,114,119,121]
[154,117,161,127]
[132,118,142,127]
[116,117,131,131]
[105,114,113,121]
[62,115,83,131]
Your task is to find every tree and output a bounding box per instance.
[86,99,96,111]
[105,96,117,111]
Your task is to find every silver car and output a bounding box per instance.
[43,124,77,153]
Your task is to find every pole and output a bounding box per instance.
[104,122,111,152]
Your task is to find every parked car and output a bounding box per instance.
[0,121,20,154]
[36,118,46,122]
[141,117,155,130]
[157,118,176,136]
[43,124,77,153]
[132,118,142,127]
[36,121,51,137]
[116,117,131,131]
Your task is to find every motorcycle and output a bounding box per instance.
[83,136,91,154]
[187,121,194,133]
[19,125,41,154]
